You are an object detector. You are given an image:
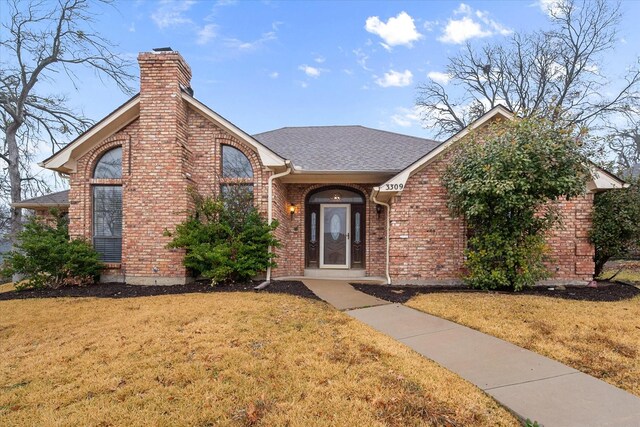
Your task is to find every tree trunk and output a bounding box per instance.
[6,122,23,245]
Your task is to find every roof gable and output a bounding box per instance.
[181,93,286,168]
[41,95,140,173]
[375,105,627,198]
[378,105,514,194]
[40,92,287,174]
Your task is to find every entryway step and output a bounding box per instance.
[304,268,366,278]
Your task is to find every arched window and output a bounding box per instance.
[221,145,253,178]
[93,147,122,179]
[92,147,123,262]
[308,188,364,204]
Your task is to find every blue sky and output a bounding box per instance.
[17,0,640,160]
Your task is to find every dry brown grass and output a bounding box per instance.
[0,283,15,294]
[0,293,516,426]
[407,293,640,396]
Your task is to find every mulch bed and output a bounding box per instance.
[0,280,321,301]
[352,282,640,303]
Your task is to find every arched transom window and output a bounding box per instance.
[222,145,253,178]
[93,146,122,179]
[92,147,123,263]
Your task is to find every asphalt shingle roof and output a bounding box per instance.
[15,190,69,207]
[253,125,441,172]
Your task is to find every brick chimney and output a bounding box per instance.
[124,49,193,285]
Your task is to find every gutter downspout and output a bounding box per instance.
[371,187,391,285]
[255,160,292,290]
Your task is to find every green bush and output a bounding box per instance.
[443,117,588,291]
[1,213,103,290]
[590,177,640,276]
[166,190,280,285]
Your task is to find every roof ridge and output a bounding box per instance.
[357,125,439,143]
[254,124,440,143]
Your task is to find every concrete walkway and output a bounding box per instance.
[302,279,640,426]
[302,278,390,310]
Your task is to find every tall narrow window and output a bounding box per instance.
[310,212,317,243]
[93,147,123,262]
[93,186,122,262]
[222,145,253,178]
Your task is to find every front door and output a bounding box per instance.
[320,204,350,268]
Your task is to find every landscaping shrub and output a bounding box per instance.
[443,117,588,291]
[590,176,640,276]
[1,212,103,290]
[166,189,280,285]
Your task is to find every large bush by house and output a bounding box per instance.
[166,189,280,285]
[590,177,640,276]
[1,213,103,289]
[443,117,588,291]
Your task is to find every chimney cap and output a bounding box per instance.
[152,47,173,52]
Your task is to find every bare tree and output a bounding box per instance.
[603,116,640,176]
[0,0,134,241]
[417,0,640,138]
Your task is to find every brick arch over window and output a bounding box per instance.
[83,137,131,181]
[215,135,265,211]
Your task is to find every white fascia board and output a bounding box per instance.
[182,94,286,168]
[587,165,630,192]
[40,97,140,173]
[378,105,514,194]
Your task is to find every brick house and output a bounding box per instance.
[18,49,626,286]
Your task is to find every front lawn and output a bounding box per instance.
[407,292,640,397]
[0,293,516,426]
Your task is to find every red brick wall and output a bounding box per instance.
[389,152,467,283]
[389,152,595,284]
[545,193,595,281]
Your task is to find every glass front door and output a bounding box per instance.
[320,204,350,268]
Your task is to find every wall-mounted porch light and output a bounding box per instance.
[289,204,296,220]
[376,204,383,219]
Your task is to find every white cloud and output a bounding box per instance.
[225,31,277,50]
[423,20,438,32]
[427,71,451,85]
[299,64,322,78]
[197,24,217,45]
[314,55,326,64]
[151,0,195,29]
[269,71,279,79]
[537,0,564,17]
[438,3,511,44]
[391,107,421,127]
[365,11,423,48]
[353,48,371,71]
[375,69,413,88]
[128,22,136,33]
